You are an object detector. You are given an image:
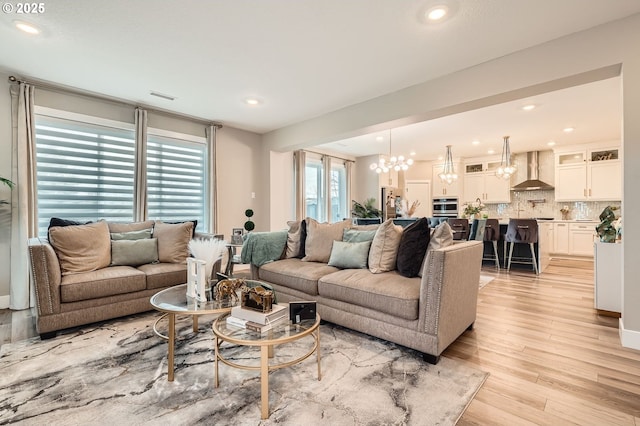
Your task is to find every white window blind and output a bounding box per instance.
[34,115,136,236]
[146,133,206,230]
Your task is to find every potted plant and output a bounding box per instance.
[351,198,382,218]
[1,177,14,205]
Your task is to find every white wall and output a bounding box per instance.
[262,14,640,347]
[0,72,13,306]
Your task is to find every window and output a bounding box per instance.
[35,115,136,236]
[302,153,351,223]
[146,132,207,230]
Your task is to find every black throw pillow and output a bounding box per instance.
[298,219,307,259]
[396,217,431,278]
[48,217,92,230]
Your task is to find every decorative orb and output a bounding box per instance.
[245,209,254,218]
[244,220,255,231]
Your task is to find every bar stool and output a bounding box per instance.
[469,219,487,241]
[449,218,470,240]
[504,219,539,275]
[482,219,500,269]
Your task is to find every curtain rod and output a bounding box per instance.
[303,149,355,163]
[8,75,223,129]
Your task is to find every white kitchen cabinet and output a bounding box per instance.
[569,222,597,256]
[555,147,621,201]
[594,241,622,313]
[554,222,570,254]
[432,162,462,197]
[462,159,511,204]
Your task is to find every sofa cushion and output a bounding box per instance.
[368,219,403,274]
[318,269,420,320]
[396,217,430,278]
[60,266,146,303]
[49,221,112,276]
[153,221,193,263]
[302,218,351,263]
[418,221,454,277]
[328,240,372,269]
[107,220,155,233]
[342,228,377,243]
[138,263,187,290]
[110,228,153,240]
[111,238,159,266]
[259,258,339,296]
[285,220,304,258]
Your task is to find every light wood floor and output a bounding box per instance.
[1,259,639,425]
[455,258,640,425]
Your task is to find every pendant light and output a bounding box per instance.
[495,135,516,180]
[438,145,458,184]
[369,129,413,173]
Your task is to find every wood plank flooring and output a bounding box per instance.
[455,258,640,425]
[1,259,639,424]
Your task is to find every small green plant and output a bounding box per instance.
[351,198,381,218]
[1,177,14,205]
[244,209,255,231]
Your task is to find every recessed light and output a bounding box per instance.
[376,136,384,142]
[14,20,40,35]
[426,6,448,21]
[563,127,575,133]
[245,98,261,106]
[437,155,443,161]
[488,149,495,155]
[522,104,536,111]
[472,140,480,145]
[410,151,416,156]
[547,140,556,146]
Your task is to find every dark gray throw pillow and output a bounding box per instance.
[396,217,430,278]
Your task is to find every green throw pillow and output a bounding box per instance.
[111,238,159,266]
[342,228,377,243]
[110,228,153,240]
[327,240,372,269]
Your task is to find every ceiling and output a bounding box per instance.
[0,0,637,143]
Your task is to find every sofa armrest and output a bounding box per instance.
[28,237,62,316]
[419,241,483,354]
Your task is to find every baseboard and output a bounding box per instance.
[0,295,10,309]
[619,318,640,350]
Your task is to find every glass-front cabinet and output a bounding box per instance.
[554,145,621,201]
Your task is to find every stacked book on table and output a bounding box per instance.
[226,304,287,333]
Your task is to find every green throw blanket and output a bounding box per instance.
[240,230,288,267]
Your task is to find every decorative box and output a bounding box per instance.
[241,286,274,313]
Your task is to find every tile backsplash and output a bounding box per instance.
[483,189,620,221]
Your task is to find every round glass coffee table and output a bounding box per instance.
[212,312,321,419]
[150,284,238,381]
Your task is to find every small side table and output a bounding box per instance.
[225,243,245,276]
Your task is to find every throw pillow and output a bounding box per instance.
[328,240,372,269]
[111,238,159,266]
[153,221,194,263]
[48,221,111,275]
[110,228,153,241]
[396,217,431,278]
[107,220,155,233]
[48,217,92,230]
[342,228,377,243]
[165,220,198,238]
[302,218,351,263]
[368,219,403,274]
[299,219,307,259]
[418,221,454,277]
[285,220,303,258]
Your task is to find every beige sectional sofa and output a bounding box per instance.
[28,219,212,338]
[246,218,483,364]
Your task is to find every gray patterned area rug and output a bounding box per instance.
[0,312,487,425]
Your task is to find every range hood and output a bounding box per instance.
[511,151,555,191]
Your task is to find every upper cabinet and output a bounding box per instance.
[432,162,463,197]
[555,145,621,201]
[462,158,511,203]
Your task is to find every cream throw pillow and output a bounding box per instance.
[418,221,454,277]
[368,219,403,273]
[302,218,351,263]
[153,221,193,263]
[49,221,111,275]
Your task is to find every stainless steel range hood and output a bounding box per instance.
[511,151,554,191]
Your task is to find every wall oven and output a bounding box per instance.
[432,197,459,218]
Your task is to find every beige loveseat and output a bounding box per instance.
[245,218,483,364]
[28,219,213,338]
